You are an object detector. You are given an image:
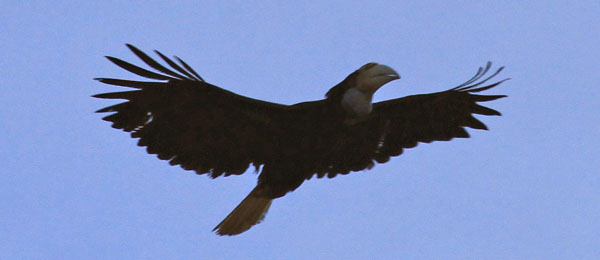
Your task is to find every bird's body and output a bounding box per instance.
[94,44,509,236]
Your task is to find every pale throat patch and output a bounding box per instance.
[341,87,373,119]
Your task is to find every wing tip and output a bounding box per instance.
[452,62,509,92]
[125,43,142,54]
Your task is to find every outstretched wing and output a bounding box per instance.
[317,62,509,178]
[94,44,288,178]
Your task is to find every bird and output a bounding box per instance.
[94,44,509,236]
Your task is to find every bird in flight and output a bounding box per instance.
[94,44,509,236]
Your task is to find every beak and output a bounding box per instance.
[357,63,400,93]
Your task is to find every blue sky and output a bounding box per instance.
[2,1,599,259]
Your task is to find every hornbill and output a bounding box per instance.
[94,44,509,236]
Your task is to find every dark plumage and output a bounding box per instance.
[94,44,509,235]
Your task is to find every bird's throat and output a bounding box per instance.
[341,88,373,119]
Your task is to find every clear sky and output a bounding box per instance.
[2,1,599,259]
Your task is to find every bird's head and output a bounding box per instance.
[326,63,400,100]
[353,62,401,93]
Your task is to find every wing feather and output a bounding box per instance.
[105,56,173,80]
[125,44,188,80]
[175,56,205,81]
[154,50,201,81]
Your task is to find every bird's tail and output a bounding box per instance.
[213,186,273,236]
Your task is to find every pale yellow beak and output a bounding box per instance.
[356,63,400,93]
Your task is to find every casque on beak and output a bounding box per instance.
[356,63,400,93]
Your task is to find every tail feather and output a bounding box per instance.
[213,187,273,236]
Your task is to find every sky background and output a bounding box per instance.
[2,1,599,259]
